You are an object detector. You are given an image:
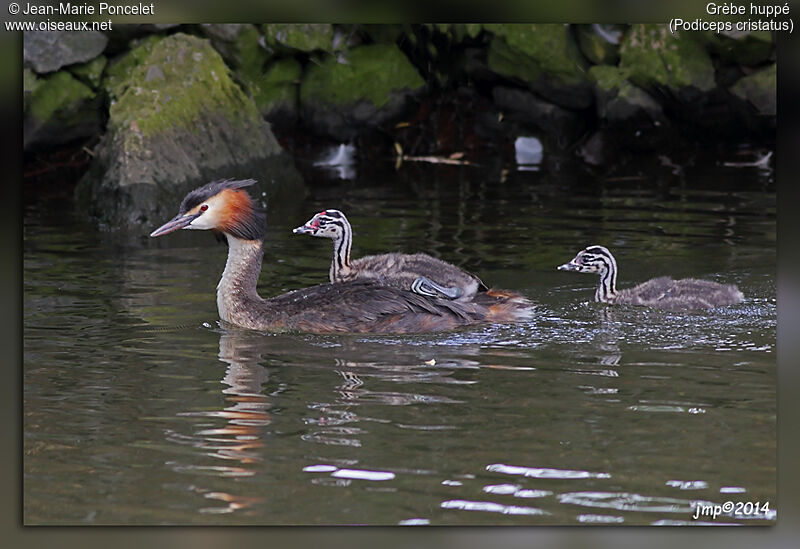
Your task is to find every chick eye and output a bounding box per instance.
[200,204,208,212]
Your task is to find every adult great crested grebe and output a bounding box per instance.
[293,209,487,301]
[557,245,743,311]
[150,179,533,334]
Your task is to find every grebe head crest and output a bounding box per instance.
[150,179,265,240]
[557,245,615,274]
[292,209,348,239]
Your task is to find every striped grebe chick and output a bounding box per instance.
[557,245,743,310]
[150,179,533,334]
[293,209,487,301]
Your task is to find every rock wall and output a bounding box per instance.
[23,24,776,227]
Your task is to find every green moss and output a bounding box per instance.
[28,70,95,123]
[487,36,543,83]
[23,68,41,111]
[249,57,301,115]
[704,30,774,66]
[431,24,484,42]
[485,24,588,84]
[108,33,261,139]
[103,34,164,101]
[263,24,335,52]
[588,64,663,120]
[300,44,424,109]
[620,24,715,92]
[730,62,776,115]
[68,55,107,89]
[225,24,265,75]
[589,65,631,91]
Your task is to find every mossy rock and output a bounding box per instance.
[485,24,593,109]
[575,24,624,65]
[77,33,300,230]
[200,24,266,75]
[24,69,102,150]
[620,24,715,96]
[263,24,336,53]
[588,65,665,123]
[492,85,587,143]
[249,57,302,120]
[300,43,425,139]
[23,68,41,111]
[705,30,774,67]
[103,34,164,101]
[68,55,107,89]
[730,63,776,116]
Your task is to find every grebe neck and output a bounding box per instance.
[596,256,619,303]
[330,216,353,282]
[216,235,269,327]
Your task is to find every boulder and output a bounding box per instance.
[199,24,300,122]
[251,57,302,122]
[199,24,265,74]
[575,24,624,65]
[263,24,336,53]
[706,30,774,67]
[23,68,40,111]
[24,30,108,73]
[68,55,107,89]
[582,65,670,159]
[102,34,164,101]
[730,63,776,116]
[619,24,715,101]
[485,24,593,109]
[492,86,587,144]
[589,65,666,125]
[24,70,102,150]
[76,33,302,230]
[299,43,425,140]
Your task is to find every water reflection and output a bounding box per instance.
[166,330,274,514]
[301,354,482,448]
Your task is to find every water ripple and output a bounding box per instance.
[302,463,395,481]
[487,463,611,480]
[558,491,694,513]
[441,499,549,516]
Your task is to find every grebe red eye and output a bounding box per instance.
[200,204,208,212]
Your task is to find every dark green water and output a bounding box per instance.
[24,150,776,525]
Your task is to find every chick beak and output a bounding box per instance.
[293,219,321,235]
[557,260,580,271]
[292,224,316,235]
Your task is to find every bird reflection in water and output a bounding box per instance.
[167,330,273,514]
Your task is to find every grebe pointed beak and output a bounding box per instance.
[557,261,579,271]
[292,224,315,235]
[150,212,200,237]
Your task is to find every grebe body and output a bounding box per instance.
[558,245,743,311]
[293,209,486,301]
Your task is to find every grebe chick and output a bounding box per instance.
[557,245,743,311]
[150,179,533,334]
[293,209,487,301]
